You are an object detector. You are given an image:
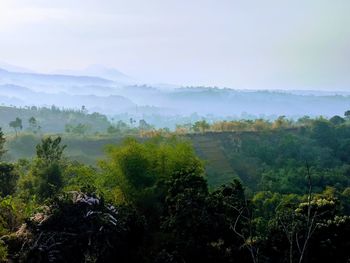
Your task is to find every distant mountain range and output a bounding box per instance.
[0,84,134,114]
[0,68,115,93]
[1,62,350,128]
[53,64,135,84]
[0,61,35,73]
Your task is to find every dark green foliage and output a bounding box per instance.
[344,110,350,119]
[20,192,145,263]
[31,137,66,200]
[0,128,6,159]
[329,115,345,125]
[206,180,252,262]
[28,116,40,134]
[0,163,18,197]
[161,168,213,262]
[107,125,119,134]
[209,118,350,193]
[62,162,98,191]
[258,195,348,263]
[36,137,66,164]
[311,119,336,148]
[0,105,112,134]
[160,171,249,263]
[308,216,350,262]
[36,162,63,200]
[193,120,210,132]
[9,117,22,136]
[4,117,350,262]
[65,123,90,135]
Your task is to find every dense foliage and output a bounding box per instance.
[1,114,350,262]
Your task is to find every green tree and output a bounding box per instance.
[107,125,119,134]
[344,110,350,120]
[161,167,210,262]
[116,120,128,130]
[99,138,203,205]
[28,117,38,133]
[273,115,290,129]
[329,115,345,125]
[160,174,251,262]
[0,163,19,197]
[73,123,89,135]
[32,136,66,199]
[9,117,22,137]
[65,123,89,135]
[63,162,97,191]
[139,119,152,131]
[311,119,336,148]
[36,137,66,164]
[193,120,210,132]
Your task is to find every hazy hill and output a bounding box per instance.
[0,68,115,93]
[0,61,35,73]
[112,86,350,117]
[0,84,135,114]
[0,105,112,133]
[1,67,350,128]
[54,64,135,84]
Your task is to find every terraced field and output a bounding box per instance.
[188,133,238,187]
[5,131,268,187]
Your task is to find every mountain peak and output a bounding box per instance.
[0,61,35,73]
[53,64,135,84]
[83,64,130,79]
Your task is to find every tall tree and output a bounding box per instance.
[9,117,22,137]
[36,136,66,165]
[33,136,67,199]
[193,120,210,132]
[139,119,152,131]
[28,116,38,133]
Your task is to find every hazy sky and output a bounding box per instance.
[0,0,349,89]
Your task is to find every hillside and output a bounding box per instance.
[5,121,348,192]
[0,106,112,133]
[3,133,240,185]
[0,68,114,92]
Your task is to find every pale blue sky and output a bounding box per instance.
[0,0,349,89]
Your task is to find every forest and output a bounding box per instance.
[1,106,350,262]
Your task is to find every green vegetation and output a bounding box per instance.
[0,105,111,134]
[1,107,350,262]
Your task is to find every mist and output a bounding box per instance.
[1,0,350,90]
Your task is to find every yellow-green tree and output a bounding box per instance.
[98,137,204,205]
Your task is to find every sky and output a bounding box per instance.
[0,0,349,90]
